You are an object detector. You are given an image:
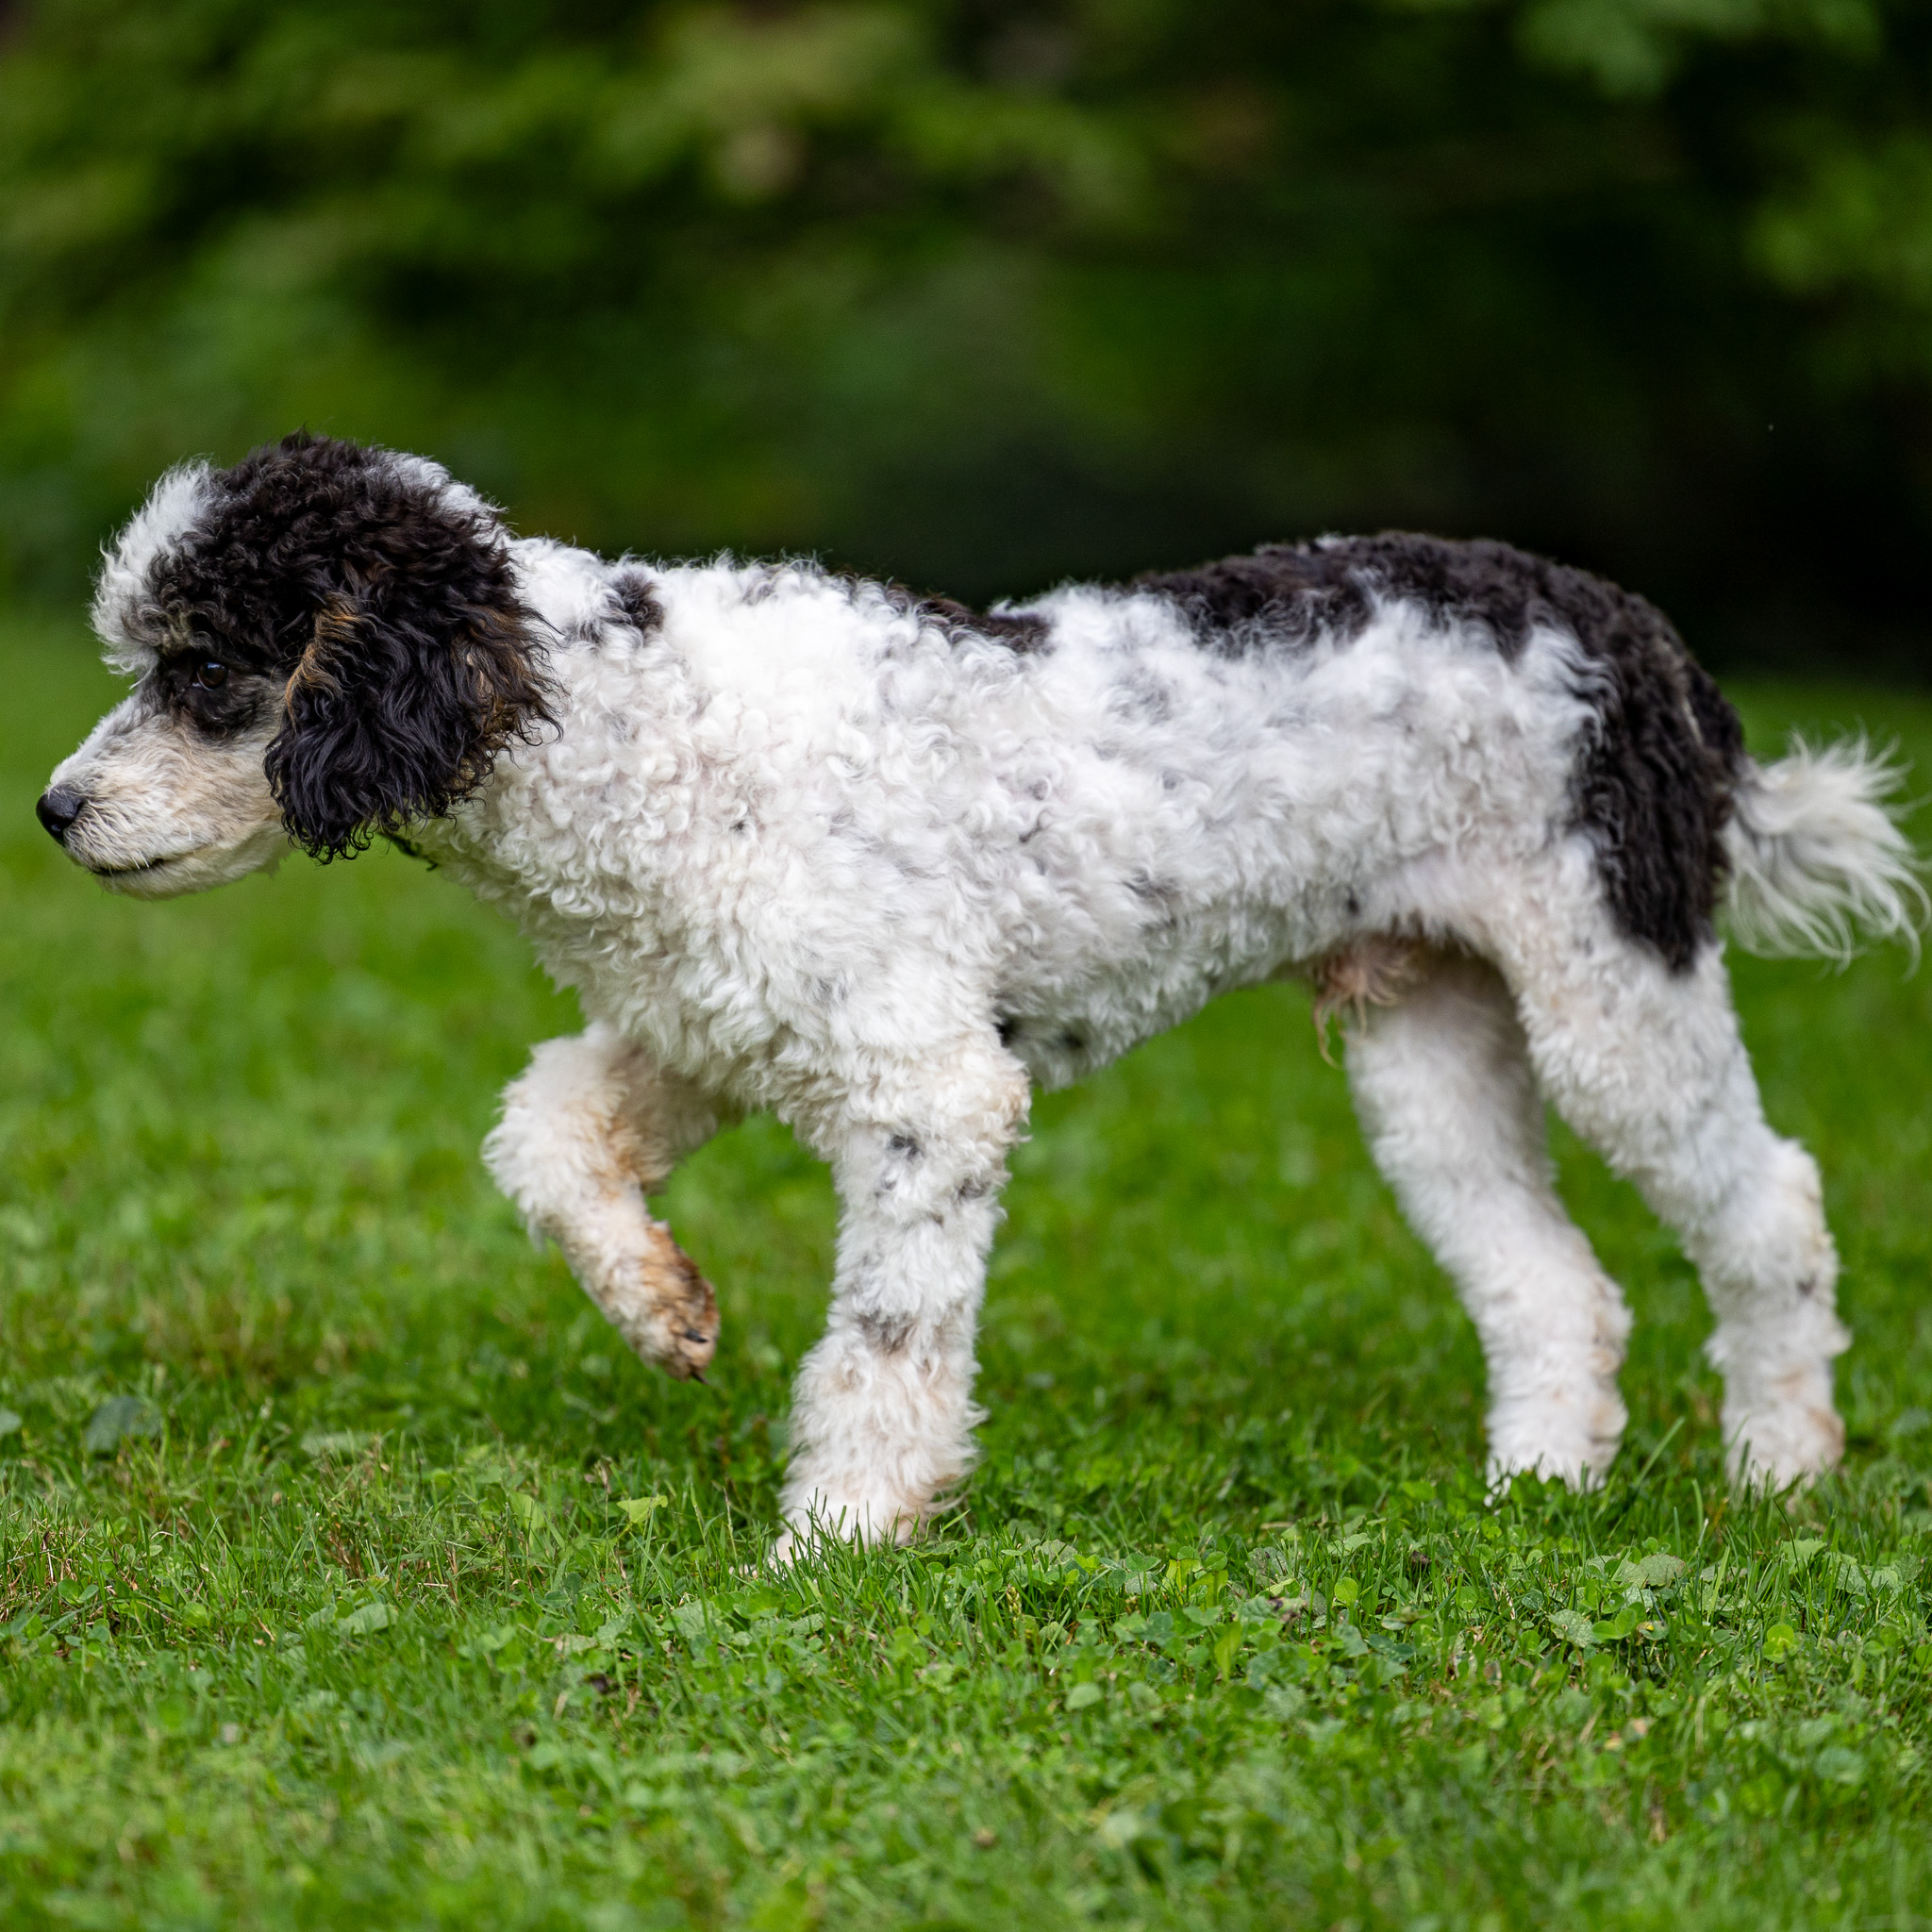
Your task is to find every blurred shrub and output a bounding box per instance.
[0,0,1927,664]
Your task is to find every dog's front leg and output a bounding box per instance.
[483,1023,722,1378]
[776,1042,1030,1557]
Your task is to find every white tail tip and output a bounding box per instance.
[1724,737,1926,964]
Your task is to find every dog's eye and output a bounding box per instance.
[192,660,227,690]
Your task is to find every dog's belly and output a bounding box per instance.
[988,888,1354,1091]
[991,969,1273,1090]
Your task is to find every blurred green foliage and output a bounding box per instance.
[1,0,1929,663]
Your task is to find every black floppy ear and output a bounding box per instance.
[262,493,551,861]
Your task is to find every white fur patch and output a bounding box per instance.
[92,462,215,670]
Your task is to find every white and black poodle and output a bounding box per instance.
[39,434,1921,1553]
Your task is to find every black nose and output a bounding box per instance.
[36,786,86,841]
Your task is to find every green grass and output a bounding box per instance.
[2,617,1930,1931]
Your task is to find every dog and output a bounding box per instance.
[39,433,1921,1553]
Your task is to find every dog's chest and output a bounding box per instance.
[433,800,803,1101]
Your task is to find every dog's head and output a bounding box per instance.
[38,434,551,896]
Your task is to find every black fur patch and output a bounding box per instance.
[610,568,664,638]
[841,572,1051,654]
[143,433,552,861]
[1135,543,1374,650]
[1137,531,1674,661]
[1137,532,1745,971]
[919,595,1052,654]
[1571,625,1744,972]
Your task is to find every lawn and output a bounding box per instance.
[1,613,1930,1931]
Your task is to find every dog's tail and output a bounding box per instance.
[1722,737,1925,962]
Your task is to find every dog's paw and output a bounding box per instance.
[1715,1319,1847,1491]
[1486,1381,1627,1493]
[624,1225,719,1379]
[767,1491,915,1564]
[1724,1392,1844,1492]
[1486,1444,1618,1496]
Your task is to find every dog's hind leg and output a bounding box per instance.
[484,1023,723,1379]
[1346,948,1632,1487]
[775,1036,1031,1558]
[1491,888,1847,1489]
